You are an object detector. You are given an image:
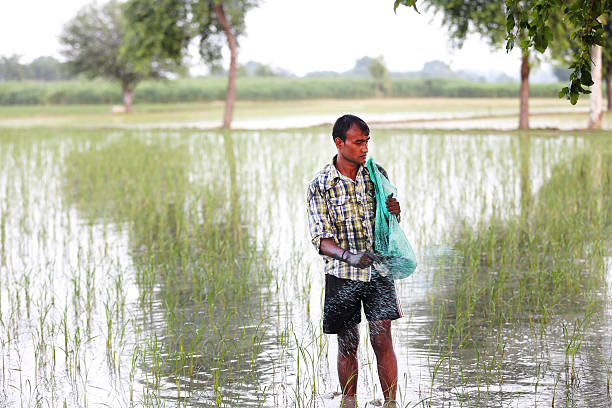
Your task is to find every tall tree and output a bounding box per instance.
[124,0,260,128]
[394,0,533,129]
[60,0,174,112]
[395,1,612,106]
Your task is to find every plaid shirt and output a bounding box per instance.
[307,156,387,282]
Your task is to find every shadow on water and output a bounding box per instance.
[64,133,278,406]
[416,134,612,407]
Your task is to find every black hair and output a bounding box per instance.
[332,114,369,142]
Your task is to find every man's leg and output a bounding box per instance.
[337,324,360,396]
[369,320,397,402]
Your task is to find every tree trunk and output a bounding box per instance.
[123,87,134,113]
[605,75,611,112]
[518,52,530,130]
[608,56,612,111]
[215,4,237,129]
[519,134,531,238]
[588,45,603,129]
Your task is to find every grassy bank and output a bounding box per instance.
[0,97,596,129]
[0,77,570,105]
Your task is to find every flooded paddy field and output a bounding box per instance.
[0,125,611,407]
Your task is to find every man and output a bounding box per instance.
[306,114,402,408]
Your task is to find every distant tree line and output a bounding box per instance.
[0,55,74,81]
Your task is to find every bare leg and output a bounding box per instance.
[369,320,398,402]
[337,325,360,396]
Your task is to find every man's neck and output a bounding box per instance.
[334,155,360,180]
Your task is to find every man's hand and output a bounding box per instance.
[386,193,401,216]
[344,251,381,269]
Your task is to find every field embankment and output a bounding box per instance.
[1,97,602,130]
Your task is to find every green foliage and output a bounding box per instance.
[0,55,73,82]
[60,0,175,90]
[123,0,260,69]
[368,56,391,96]
[399,0,507,49]
[550,14,612,84]
[0,77,575,105]
[253,63,277,77]
[505,1,611,104]
[0,55,28,81]
[395,1,612,104]
[29,57,72,81]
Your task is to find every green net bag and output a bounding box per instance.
[366,158,417,280]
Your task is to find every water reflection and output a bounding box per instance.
[0,128,610,407]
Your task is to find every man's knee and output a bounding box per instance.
[338,325,359,357]
[369,320,393,353]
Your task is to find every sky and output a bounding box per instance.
[0,0,529,79]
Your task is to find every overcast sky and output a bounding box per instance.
[0,0,525,78]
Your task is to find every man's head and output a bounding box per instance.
[332,114,369,143]
[332,114,370,166]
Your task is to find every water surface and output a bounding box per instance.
[0,127,610,407]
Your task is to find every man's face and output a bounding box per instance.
[336,123,370,165]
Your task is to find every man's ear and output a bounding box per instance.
[334,137,343,150]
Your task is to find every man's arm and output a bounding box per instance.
[306,182,336,251]
[307,182,378,269]
[377,164,401,219]
[386,194,401,217]
[319,238,379,269]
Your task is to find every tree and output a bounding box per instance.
[249,61,277,77]
[422,60,453,76]
[395,1,612,106]
[124,0,260,128]
[506,1,612,105]
[368,56,391,96]
[0,54,29,81]
[394,0,534,129]
[60,0,174,112]
[29,56,71,81]
[605,49,612,111]
[548,13,610,127]
[589,45,603,128]
[602,18,612,111]
[351,56,376,76]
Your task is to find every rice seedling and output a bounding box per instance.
[1,122,611,407]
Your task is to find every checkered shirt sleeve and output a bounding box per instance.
[306,182,336,251]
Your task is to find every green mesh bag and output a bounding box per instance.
[366,158,417,280]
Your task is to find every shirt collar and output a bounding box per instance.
[323,155,365,190]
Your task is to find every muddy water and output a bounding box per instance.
[0,128,610,407]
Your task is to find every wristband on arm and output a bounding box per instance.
[341,249,347,262]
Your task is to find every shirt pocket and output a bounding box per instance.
[326,192,348,222]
